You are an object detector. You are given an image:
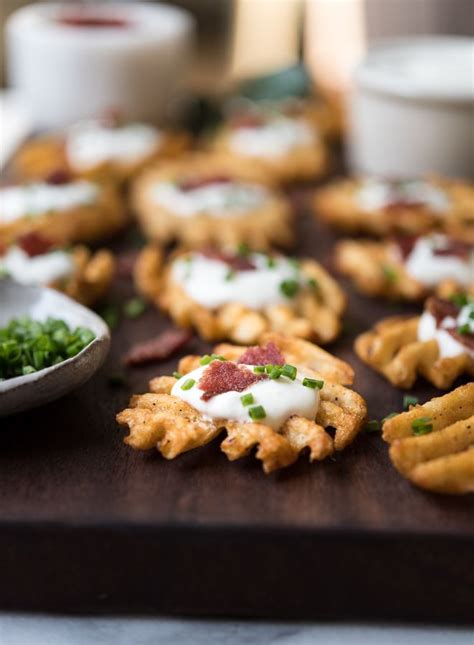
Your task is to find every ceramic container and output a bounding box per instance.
[348,37,474,179]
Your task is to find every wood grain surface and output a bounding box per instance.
[1,185,473,621]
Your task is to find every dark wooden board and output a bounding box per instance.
[1,186,473,622]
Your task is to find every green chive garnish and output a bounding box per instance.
[307,278,319,290]
[237,242,250,256]
[449,293,468,308]
[248,405,266,420]
[200,355,212,365]
[253,365,265,373]
[411,417,433,436]
[181,378,195,391]
[123,297,147,319]
[225,269,236,281]
[382,265,397,282]
[403,395,418,411]
[264,364,274,374]
[172,371,182,379]
[289,257,301,270]
[281,364,297,380]
[99,304,120,330]
[266,256,276,268]
[240,393,254,406]
[458,323,471,335]
[365,420,380,433]
[22,365,36,376]
[280,279,300,298]
[302,377,324,389]
[269,366,282,379]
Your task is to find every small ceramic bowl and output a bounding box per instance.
[0,280,110,417]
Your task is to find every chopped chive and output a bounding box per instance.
[225,269,236,282]
[181,378,195,391]
[289,257,301,270]
[266,256,276,268]
[280,279,300,298]
[22,365,36,375]
[449,293,468,308]
[172,371,182,379]
[269,366,282,379]
[237,242,250,257]
[403,395,419,411]
[99,304,120,330]
[248,405,266,420]
[281,364,297,380]
[123,297,147,319]
[253,365,265,373]
[264,364,274,374]
[240,393,254,406]
[211,354,226,361]
[382,412,398,424]
[365,419,380,433]
[307,278,319,290]
[411,416,433,436]
[458,323,471,335]
[382,265,397,282]
[302,377,324,390]
[469,311,474,320]
[200,355,212,365]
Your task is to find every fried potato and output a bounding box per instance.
[355,315,474,389]
[382,384,474,494]
[58,245,115,306]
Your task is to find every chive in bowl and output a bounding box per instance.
[0,280,110,417]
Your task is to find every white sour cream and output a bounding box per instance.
[418,303,474,358]
[151,181,269,218]
[66,121,161,170]
[229,117,315,158]
[399,234,473,287]
[171,252,303,310]
[0,246,75,285]
[0,181,99,224]
[356,178,450,213]
[172,363,320,431]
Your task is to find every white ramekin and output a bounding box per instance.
[348,37,474,179]
[6,2,195,128]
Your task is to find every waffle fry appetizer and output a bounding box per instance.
[132,154,294,249]
[355,296,474,389]
[0,176,125,247]
[135,245,346,345]
[383,384,474,494]
[12,118,189,184]
[335,233,474,301]
[314,176,474,240]
[0,232,115,306]
[117,333,367,473]
[211,102,329,184]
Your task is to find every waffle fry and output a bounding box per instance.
[59,246,115,306]
[135,245,346,345]
[334,237,474,301]
[314,176,474,241]
[117,335,367,472]
[132,153,294,249]
[355,302,474,389]
[382,384,474,494]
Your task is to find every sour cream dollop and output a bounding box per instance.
[171,252,304,310]
[395,234,474,287]
[66,121,161,170]
[172,363,320,430]
[0,246,75,285]
[151,181,269,218]
[356,178,450,213]
[418,302,474,358]
[0,181,99,224]
[229,117,316,158]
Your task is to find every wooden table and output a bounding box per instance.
[1,186,473,622]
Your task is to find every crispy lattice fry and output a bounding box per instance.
[117,335,367,472]
[334,238,474,301]
[135,246,346,345]
[382,384,474,494]
[355,313,474,389]
[314,176,474,242]
[59,246,115,306]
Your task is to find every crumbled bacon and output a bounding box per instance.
[229,113,265,129]
[201,247,256,271]
[45,170,73,185]
[17,232,55,257]
[432,239,472,260]
[391,235,419,260]
[123,329,191,367]
[425,297,460,326]
[116,251,138,278]
[179,175,233,192]
[237,341,285,366]
[57,14,130,29]
[384,199,424,210]
[199,360,267,401]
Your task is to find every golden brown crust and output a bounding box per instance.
[0,182,126,247]
[116,335,367,472]
[131,153,295,249]
[334,238,474,301]
[55,246,115,306]
[354,315,474,389]
[11,130,190,184]
[134,245,346,345]
[382,384,474,494]
[315,177,474,241]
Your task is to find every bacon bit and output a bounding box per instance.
[178,175,233,192]
[432,239,472,260]
[201,247,256,271]
[56,14,130,29]
[425,297,460,327]
[448,327,474,350]
[237,341,285,366]
[199,360,267,401]
[123,329,191,367]
[391,235,419,260]
[384,199,424,210]
[229,113,265,129]
[116,251,138,278]
[45,170,73,185]
[16,232,55,257]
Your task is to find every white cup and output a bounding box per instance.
[6,2,195,129]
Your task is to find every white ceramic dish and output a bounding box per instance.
[0,280,110,417]
[348,37,474,179]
